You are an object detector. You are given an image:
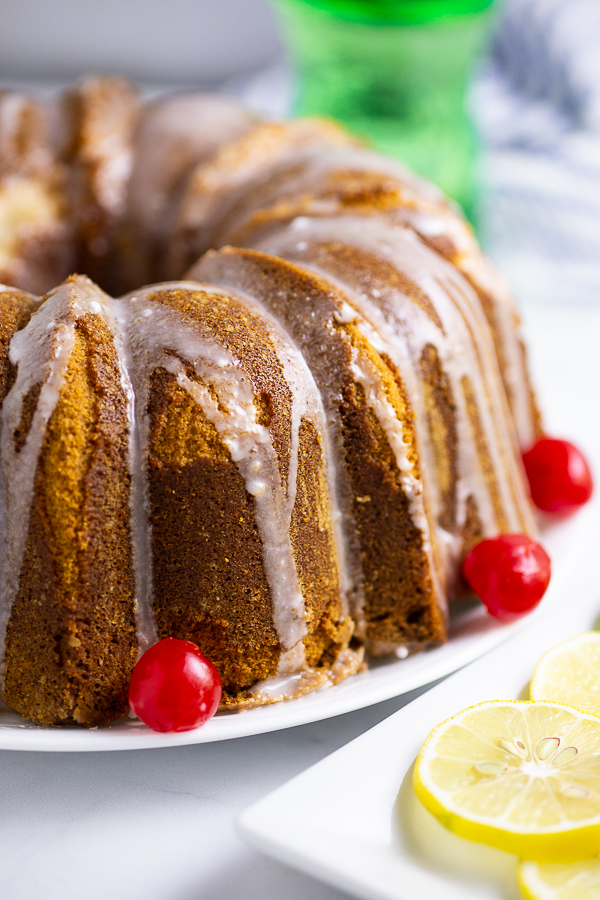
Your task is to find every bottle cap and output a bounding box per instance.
[282,0,495,25]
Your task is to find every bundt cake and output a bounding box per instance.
[0,77,540,727]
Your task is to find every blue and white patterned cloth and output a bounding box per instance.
[234,0,600,308]
[478,0,600,307]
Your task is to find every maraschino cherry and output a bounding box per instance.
[129,638,221,733]
[523,437,593,514]
[462,534,551,622]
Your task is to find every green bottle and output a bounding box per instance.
[271,0,497,220]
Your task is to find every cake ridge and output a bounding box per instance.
[0,279,83,684]
[189,246,447,652]
[122,281,321,675]
[207,140,540,453]
[237,214,536,541]
[0,78,541,725]
[0,274,364,715]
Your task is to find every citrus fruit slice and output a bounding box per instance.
[413,700,600,862]
[531,632,600,716]
[519,858,600,900]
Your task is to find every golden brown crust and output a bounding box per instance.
[3,312,136,726]
[419,343,458,533]
[167,119,356,277]
[61,77,140,292]
[220,163,541,454]
[0,89,542,724]
[0,289,38,400]
[145,286,349,696]
[461,374,509,534]
[341,377,443,648]
[148,368,281,693]
[290,417,352,667]
[146,287,294,486]
[296,240,446,335]
[191,248,447,652]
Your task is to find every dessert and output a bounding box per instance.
[0,91,72,293]
[0,77,540,726]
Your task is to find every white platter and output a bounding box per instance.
[0,306,593,752]
[237,494,600,900]
[0,505,584,752]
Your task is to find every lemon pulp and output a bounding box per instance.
[519,857,600,900]
[413,700,600,862]
[531,632,600,716]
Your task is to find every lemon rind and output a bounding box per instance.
[517,862,555,900]
[414,699,600,863]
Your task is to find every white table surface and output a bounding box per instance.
[1,304,598,900]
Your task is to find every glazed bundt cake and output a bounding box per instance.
[0,77,540,726]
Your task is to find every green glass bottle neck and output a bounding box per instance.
[279,0,496,25]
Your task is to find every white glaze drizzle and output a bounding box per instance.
[102,297,157,653]
[336,302,430,534]
[216,143,445,248]
[348,345,428,539]
[0,278,110,681]
[376,224,535,531]
[402,206,537,450]
[128,94,257,236]
[232,229,450,602]
[0,273,350,683]
[1,319,74,622]
[216,141,537,452]
[221,222,448,584]
[247,215,536,576]
[168,119,355,276]
[230,645,364,708]
[186,255,369,631]
[121,281,328,674]
[199,281,351,622]
[0,277,165,675]
[340,300,445,609]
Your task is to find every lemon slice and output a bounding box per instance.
[413,700,600,862]
[519,858,600,900]
[531,633,600,715]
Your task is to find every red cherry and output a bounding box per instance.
[129,638,221,733]
[462,534,551,622]
[523,437,593,514]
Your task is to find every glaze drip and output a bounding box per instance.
[0,279,103,680]
[246,215,536,570]
[0,277,348,679]
[120,282,328,674]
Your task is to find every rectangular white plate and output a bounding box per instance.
[237,306,600,899]
[238,506,600,900]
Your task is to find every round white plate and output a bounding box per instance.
[0,501,586,752]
